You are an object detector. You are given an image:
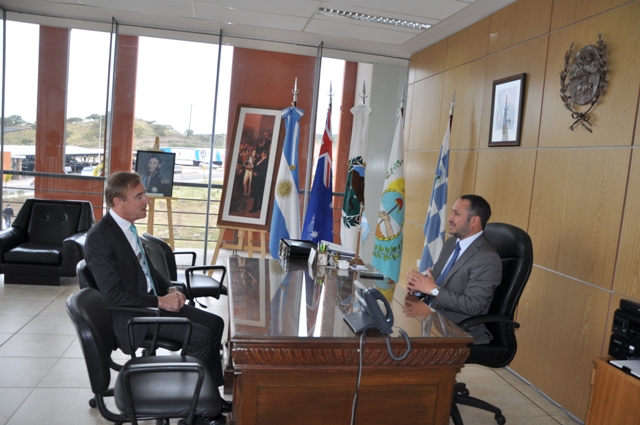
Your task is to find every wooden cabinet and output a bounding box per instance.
[586,357,640,424]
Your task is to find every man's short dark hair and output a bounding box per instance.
[460,194,492,229]
[149,155,162,165]
[105,172,141,208]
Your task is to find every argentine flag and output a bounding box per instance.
[269,106,304,258]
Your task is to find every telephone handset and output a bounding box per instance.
[362,288,394,335]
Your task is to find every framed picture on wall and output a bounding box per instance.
[489,73,526,147]
[134,150,176,197]
[218,105,283,230]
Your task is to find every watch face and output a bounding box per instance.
[431,287,439,296]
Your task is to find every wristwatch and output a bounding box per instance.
[430,287,440,297]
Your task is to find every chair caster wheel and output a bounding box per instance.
[495,414,506,425]
[89,398,97,408]
[460,388,470,396]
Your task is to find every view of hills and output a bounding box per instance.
[3,115,226,150]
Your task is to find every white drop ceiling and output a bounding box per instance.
[0,0,516,59]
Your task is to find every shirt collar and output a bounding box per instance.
[456,230,483,255]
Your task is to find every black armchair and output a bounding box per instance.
[140,233,227,307]
[451,222,534,425]
[0,199,94,285]
[66,287,222,425]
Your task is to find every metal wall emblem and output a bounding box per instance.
[559,34,608,132]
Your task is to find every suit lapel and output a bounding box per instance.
[440,235,485,288]
[103,214,147,292]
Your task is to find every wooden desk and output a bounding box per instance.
[586,357,640,424]
[226,258,473,425]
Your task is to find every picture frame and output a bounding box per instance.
[134,150,177,197]
[218,105,283,230]
[489,73,526,147]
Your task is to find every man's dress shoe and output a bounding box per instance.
[220,398,233,413]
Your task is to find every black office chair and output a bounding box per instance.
[140,233,227,307]
[450,222,534,425]
[66,287,222,425]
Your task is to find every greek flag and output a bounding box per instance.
[420,117,451,273]
[269,106,304,259]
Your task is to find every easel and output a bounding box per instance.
[146,196,175,250]
[210,226,267,266]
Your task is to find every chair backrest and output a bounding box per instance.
[77,259,99,290]
[12,198,95,235]
[65,288,116,394]
[467,222,533,367]
[140,233,178,281]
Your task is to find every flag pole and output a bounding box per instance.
[292,77,298,107]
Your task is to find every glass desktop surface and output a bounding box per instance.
[227,257,470,340]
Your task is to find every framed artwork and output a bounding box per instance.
[489,73,526,147]
[218,105,283,230]
[134,150,176,197]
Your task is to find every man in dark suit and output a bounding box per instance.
[405,194,502,344]
[249,150,269,212]
[84,172,228,424]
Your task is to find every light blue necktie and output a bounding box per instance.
[130,224,157,295]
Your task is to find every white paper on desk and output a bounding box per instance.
[610,359,640,379]
[319,240,355,256]
[350,264,368,271]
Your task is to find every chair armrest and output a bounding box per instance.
[186,265,226,282]
[170,282,187,294]
[457,314,520,331]
[109,306,161,317]
[127,316,192,357]
[0,227,25,255]
[174,251,197,266]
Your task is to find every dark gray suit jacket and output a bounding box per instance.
[84,213,172,353]
[431,233,502,344]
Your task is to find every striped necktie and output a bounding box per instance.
[130,224,157,295]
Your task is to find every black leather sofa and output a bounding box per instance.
[0,199,95,285]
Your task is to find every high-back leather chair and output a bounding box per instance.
[450,222,533,425]
[140,233,227,307]
[0,199,94,285]
[66,287,222,425]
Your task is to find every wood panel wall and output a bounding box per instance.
[404,0,640,420]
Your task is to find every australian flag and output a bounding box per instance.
[302,104,333,243]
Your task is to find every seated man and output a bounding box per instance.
[405,194,502,344]
[84,172,229,425]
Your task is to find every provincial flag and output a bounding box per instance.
[301,103,333,242]
[269,106,304,258]
[371,108,405,283]
[340,103,371,251]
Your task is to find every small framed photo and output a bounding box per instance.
[134,150,176,197]
[218,105,283,230]
[489,73,526,147]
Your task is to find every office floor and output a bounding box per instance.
[0,269,583,425]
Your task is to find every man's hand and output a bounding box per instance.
[157,290,186,312]
[405,268,437,295]
[403,293,432,317]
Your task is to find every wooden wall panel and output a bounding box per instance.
[511,267,611,421]
[480,36,548,149]
[445,17,490,70]
[445,150,477,203]
[474,149,536,231]
[441,59,487,150]
[488,0,552,54]
[613,150,640,299]
[635,96,640,146]
[539,1,640,148]
[405,151,437,226]
[550,0,631,31]
[407,74,444,151]
[408,39,447,84]
[528,148,630,287]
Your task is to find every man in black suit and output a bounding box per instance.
[405,195,502,344]
[84,172,229,424]
[249,150,269,212]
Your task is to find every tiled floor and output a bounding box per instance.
[0,269,583,425]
